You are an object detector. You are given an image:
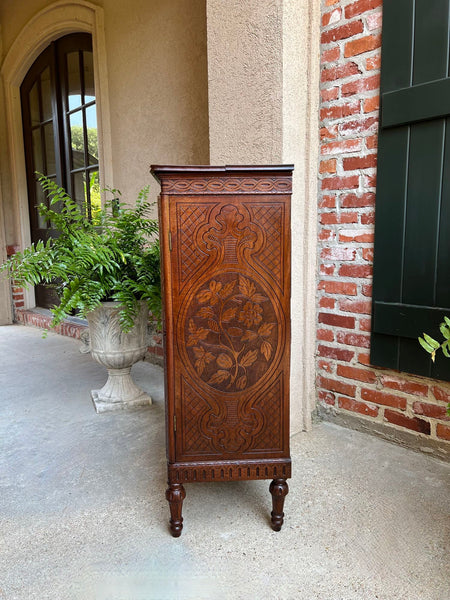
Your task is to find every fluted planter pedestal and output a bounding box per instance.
[87,301,152,413]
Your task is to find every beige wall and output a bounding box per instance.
[207,0,283,164]
[103,0,209,201]
[207,0,320,432]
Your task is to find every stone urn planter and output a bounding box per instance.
[87,301,152,413]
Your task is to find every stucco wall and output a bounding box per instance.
[103,0,209,200]
[0,0,209,221]
[207,0,321,433]
[207,0,283,164]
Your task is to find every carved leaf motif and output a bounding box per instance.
[187,330,209,346]
[222,307,237,322]
[197,289,212,304]
[219,280,236,299]
[240,349,258,367]
[209,280,222,294]
[242,330,258,342]
[217,353,233,369]
[236,375,247,390]
[208,319,220,333]
[187,335,197,347]
[239,276,256,299]
[228,327,243,337]
[197,306,215,319]
[208,370,231,385]
[195,361,205,376]
[258,322,275,337]
[187,319,209,346]
[187,273,278,392]
[193,347,215,375]
[251,293,267,304]
[261,340,272,361]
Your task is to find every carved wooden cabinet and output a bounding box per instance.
[151,165,292,536]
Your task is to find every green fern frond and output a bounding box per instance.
[2,174,161,332]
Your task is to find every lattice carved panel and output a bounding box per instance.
[176,204,211,282]
[181,378,217,456]
[250,376,283,452]
[248,204,284,290]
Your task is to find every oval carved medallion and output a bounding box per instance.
[184,273,278,393]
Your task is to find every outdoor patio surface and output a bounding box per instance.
[0,324,449,600]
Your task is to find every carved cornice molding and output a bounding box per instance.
[160,176,292,195]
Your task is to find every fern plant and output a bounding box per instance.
[1,174,161,332]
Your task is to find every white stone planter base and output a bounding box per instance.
[91,367,152,413]
[87,302,153,414]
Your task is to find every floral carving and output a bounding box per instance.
[185,274,277,392]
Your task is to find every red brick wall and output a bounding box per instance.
[318,0,450,450]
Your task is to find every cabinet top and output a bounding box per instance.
[151,164,294,178]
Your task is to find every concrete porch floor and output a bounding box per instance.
[0,324,449,600]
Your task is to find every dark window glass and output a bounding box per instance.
[20,33,99,309]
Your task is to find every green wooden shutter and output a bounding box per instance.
[371,0,450,380]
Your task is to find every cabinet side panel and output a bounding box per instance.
[158,194,176,461]
[170,192,291,462]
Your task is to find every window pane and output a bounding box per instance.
[32,128,44,173]
[35,178,47,229]
[40,67,52,122]
[72,171,87,210]
[29,82,40,126]
[44,123,56,175]
[67,52,81,110]
[84,51,95,103]
[69,111,85,169]
[85,104,98,165]
[89,170,101,223]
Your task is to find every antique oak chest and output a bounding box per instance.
[151,165,292,537]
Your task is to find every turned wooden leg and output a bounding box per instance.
[269,478,288,531]
[166,483,186,537]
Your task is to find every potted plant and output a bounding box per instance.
[1,174,161,412]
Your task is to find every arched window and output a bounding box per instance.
[20,33,99,308]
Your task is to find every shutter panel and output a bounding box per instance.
[371,0,450,380]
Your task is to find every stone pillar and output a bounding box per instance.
[0,194,13,325]
[207,0,320,432]
[0,28,13,325]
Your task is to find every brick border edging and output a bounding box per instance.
[15,309,87,339]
